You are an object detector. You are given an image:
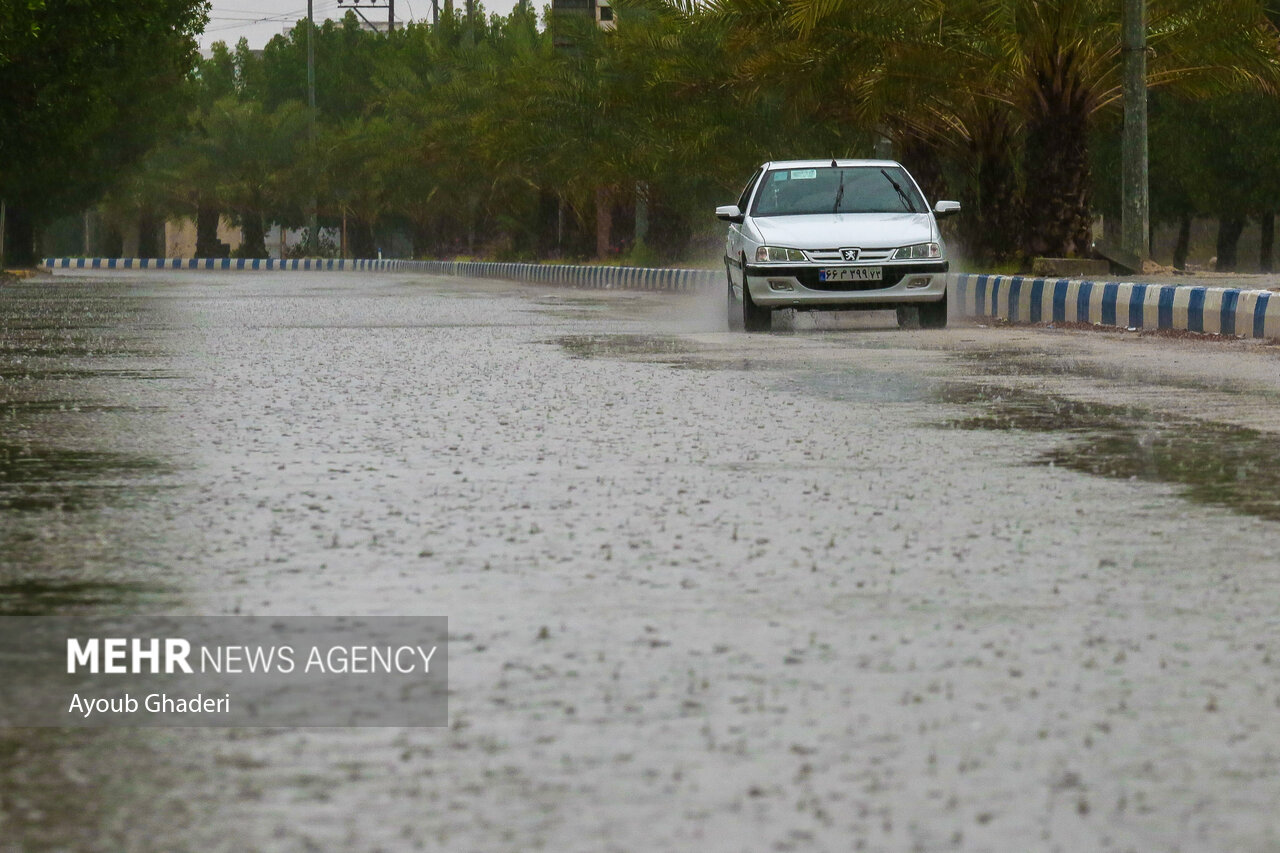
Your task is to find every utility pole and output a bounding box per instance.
[337,0,395,34]
[1122,0,1150,262]
[307,0,318,255]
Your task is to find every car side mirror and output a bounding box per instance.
[933,200,961,218]
[715,204,744,224]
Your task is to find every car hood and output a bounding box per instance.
[751,213,935,249]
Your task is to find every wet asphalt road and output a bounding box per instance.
[2,271,1279,852]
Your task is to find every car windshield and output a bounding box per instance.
[750,166,926,217]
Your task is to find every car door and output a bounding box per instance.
[728,167,764,289]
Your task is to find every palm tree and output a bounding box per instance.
[197,97,310,257]
[711,0,1280,259]
[983,0,1280,256]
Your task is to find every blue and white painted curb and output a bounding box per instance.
[953,273,1280,340]
[42,257,719,293]
[39,260,1280,340]
[46,257,392,272]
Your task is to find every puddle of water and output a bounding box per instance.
[555,334,700,360]
[554,334,781,373]
[781,370,941,404]
[938,384,1176,433]
[0,344,159,359]
[940,385,1280,522]
[535,295,623,306]
[0,443,170,512]
[670,358,764,372]
[1,400,149,415]
[1046,426,1280,520]
[0,580,163,615]
[0,368,177,380]
[958,349,1272,398]
[960,349,1096,377]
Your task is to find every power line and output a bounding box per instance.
[202,2,342,34]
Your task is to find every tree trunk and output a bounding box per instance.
[103,224,124,258]
[195,203,222,257]
[595,186,613,259]
[1260,212,1274,273]
[1215,215,1245,272]
[1021,64,1093,258]
[349,219,376,259]
[557,198,565,256]
[3,205,38,266]
[1172,214,1192,270]
[466,196,479,255]
[536,189,559,258]
[959,108,1022,265]
[896,136,946,204]
[237,211,268,259]
[138,209,163,258]
[411,220,432,259]
[1023,116,1092,256]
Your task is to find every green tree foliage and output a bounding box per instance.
[41,0,1280,266]
[0,0,208,264]
[710,0,1280,262]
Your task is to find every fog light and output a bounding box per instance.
[768,279,794,292]
[905,276,932,289]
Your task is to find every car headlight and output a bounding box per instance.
[893,242,941,260]
[755,246,807,263]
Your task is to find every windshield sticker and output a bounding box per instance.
[771,171,789,181]
[791,169,817,180]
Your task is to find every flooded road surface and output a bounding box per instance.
[3,271,1280,851]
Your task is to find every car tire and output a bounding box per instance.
[741,256,772,332]
[726,261,744,331]
[919,292,948,329]
[895,305,920,329]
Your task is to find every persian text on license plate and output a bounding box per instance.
[819,267,883,282]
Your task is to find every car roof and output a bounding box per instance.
[763,159,902,169]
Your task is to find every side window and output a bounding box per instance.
[736,168,763,212]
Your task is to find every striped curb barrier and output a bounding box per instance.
[40,260,1280,340]
[42,257,720,293]
[953,273,1280,340]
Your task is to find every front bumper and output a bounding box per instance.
[745,261,949,309]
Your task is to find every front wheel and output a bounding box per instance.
[740,259,772,332]
[726,262,743,331]
[918,292,948,329]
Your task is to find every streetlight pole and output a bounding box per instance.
[307,0,318,254]
[1122,0,1150,262]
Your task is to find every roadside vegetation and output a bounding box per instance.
[5,0,1280,268]
[0,0,206,266]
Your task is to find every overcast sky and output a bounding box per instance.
[200,0,523,50]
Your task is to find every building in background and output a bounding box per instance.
[551,0,614,31]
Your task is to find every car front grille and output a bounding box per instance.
[805,248,896,263]
[744,262,949,292]
[803,280,893,292]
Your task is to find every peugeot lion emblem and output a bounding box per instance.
[841,248,859,261]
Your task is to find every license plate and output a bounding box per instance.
[819,267,882,282]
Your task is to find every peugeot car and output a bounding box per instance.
[718,159,960,331]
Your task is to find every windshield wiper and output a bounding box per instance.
[833,169,845,214]
[880,169,915,212]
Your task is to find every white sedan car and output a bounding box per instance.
[718,159,960,331]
